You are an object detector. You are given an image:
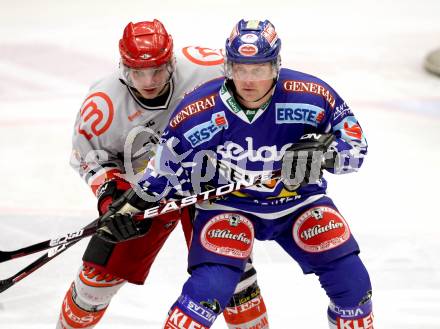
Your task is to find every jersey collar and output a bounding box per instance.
[219,81,270,124]
[121,78,175,111]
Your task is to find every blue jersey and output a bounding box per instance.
[139,68,367,219]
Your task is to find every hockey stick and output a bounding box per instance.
[0,168,282,262]
[0,169,282,293]
[0,240,76,293]
[0,219,100,263]
[0,218,99,293]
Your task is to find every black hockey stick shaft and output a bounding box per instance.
[0,218,99,293]
[0,168,282,262]
[0,241,76,293]
[0,219,100,263]
[0,168,282,293]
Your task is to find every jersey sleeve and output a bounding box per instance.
[137,72,223,200]
[322,92,368,174]
[69,89,126,196]
[137,118,200,200]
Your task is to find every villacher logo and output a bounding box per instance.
[201,213,254,259]
[293,206,351,253]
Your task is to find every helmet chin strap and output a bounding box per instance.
[154,68,175,97]
[155,80,171,97]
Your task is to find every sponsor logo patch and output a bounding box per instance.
[227,295,264,314]
[184,111,228,147]
[333,116,364,141]
[240,33,258,43]
[238,44,258,56]
[337,313,374,329]
[62,294,103,326]
[344,121,362,140]
[275,103,325,126]
[201,213,254,258]
[182,46,224,66]
[262,23,278,46]
[334,102,353,120]
[229,25,239,44]
[217,137,292,162]
[283,80,336,109]
[77,92,114,140]
[293,206,350,253]
[165,306,209,329]
[179,295,218,324]
[170,94,216,128]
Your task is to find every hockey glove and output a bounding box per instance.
[96,179,131,215]
[83,189,157,265]
[97,213,152,243]
[282,133,337,186]
[96,189,157,243]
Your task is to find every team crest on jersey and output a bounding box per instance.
[169,94,216,128]
[182,46,224,66]
[201,213,254,259]
[293,206,350,253]
[77,92,114,140]
[275,103,325,126]
[183,111,229,147]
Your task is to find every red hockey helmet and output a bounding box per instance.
[119,20,173,69]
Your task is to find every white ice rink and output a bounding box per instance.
[0,0,439,328]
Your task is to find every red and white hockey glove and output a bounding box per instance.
[96,179,131,215]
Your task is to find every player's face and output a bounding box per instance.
[231,62,275,105]
[128,64,171,99]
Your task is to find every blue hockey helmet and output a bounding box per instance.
[225,19,281,64]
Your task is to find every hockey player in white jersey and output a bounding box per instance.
[56,20,269,329]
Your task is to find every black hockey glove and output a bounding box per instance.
[282,133,337,186]
[97,213,152,243]
[96,189,157,243]
[83,189,157,266]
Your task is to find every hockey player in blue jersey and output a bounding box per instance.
[97,19,374,328]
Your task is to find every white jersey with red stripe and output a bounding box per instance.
[70,47,224,194]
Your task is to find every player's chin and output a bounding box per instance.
[239,91,262,102]
[139,88,161,99]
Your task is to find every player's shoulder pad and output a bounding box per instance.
[82,72,126,109]
[176,46,224,67]
[76,71,126,140]
[168,77,224,130]
[278,68,339,109]
[174,46,224,85]
[87,71,121,93]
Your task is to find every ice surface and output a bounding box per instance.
[0,0,439,328]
